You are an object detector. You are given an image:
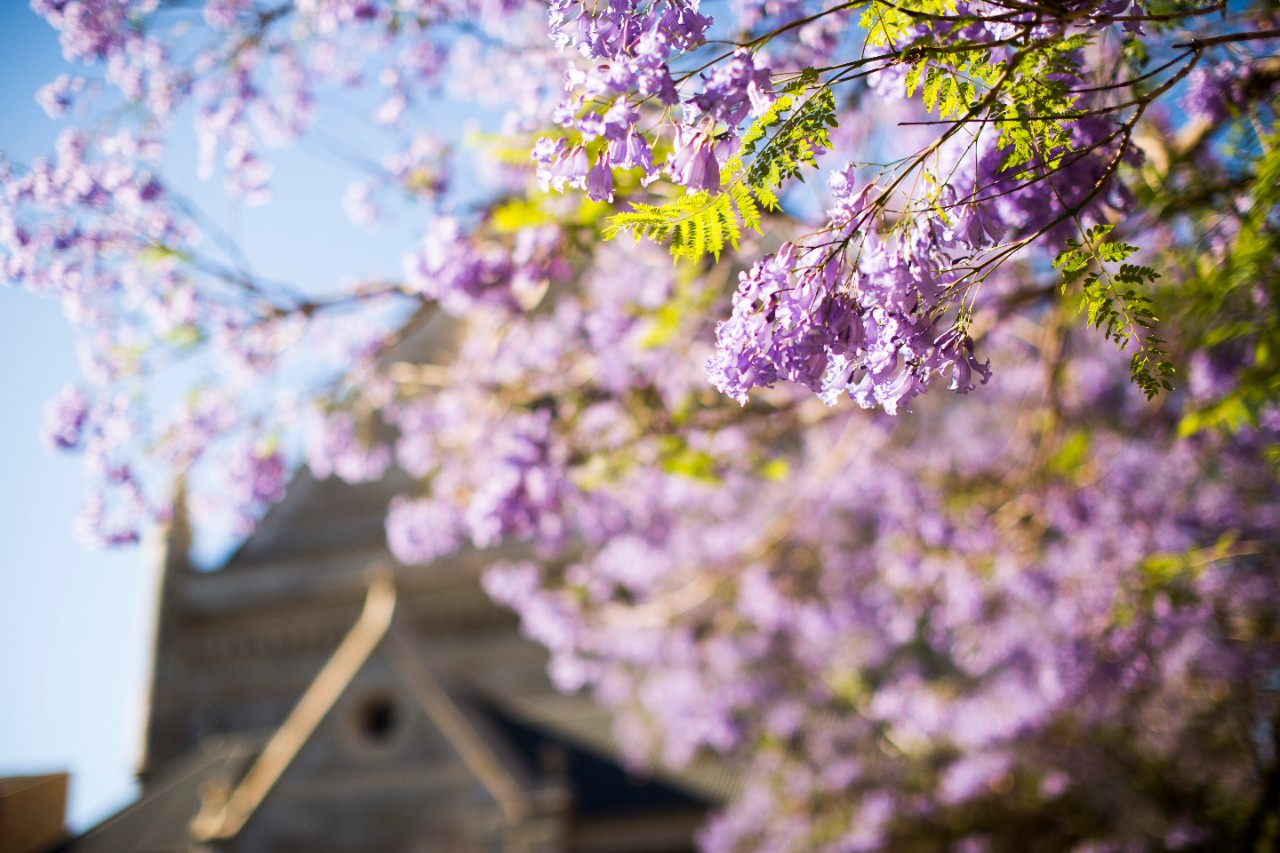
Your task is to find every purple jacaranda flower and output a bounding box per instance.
[685,48,773,127]
[305,409,391,484]
[225,441,288,534]
[938,330,992,393]
[609,128,658,182]
[586,151,614,202]
[596,97,638,143]
[533,136,568,192]
[552,143,590,192]
[668,127,721,193]
[1182,58,1247,125]
[42,385,91,450]
[35,74,85,118]
[386,494,462,565]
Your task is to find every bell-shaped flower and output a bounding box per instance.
[587,151,614,203]
[669,127,721,193]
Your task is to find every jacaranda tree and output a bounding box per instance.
[6,0,1280,848]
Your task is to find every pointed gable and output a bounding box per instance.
[188,580,567,851]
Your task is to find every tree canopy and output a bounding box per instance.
[5,0,1280,848]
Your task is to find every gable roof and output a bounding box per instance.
[72,569,737,852]
[188,577,540,841]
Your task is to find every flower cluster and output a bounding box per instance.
[537,0,784,197]
[8,1,1280,850]
[707,170,992,413]
[486,316,1280,850]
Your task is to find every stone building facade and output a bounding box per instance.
[63,467,731,852]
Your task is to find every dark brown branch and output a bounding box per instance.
[1173,27,1280,49]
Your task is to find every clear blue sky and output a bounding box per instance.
[0,5,155,830]
[0,3,425,829]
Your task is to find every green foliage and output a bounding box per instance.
[138,244,192,264]
[757,457,791,481]
[898,31,1001,127]
[906,63,981,122]
[491,195,610,234]
[1142,0,1226,28]
[1171,132,1280,437]
[605,69,836,262]
[861,0,957,49]
[657,435,721,483]
[1055,224,1173,399]
[732,77,837,202]
[603,181,765,262]
[606,189,730,261]
[165,325,202,348]
[475,128,573,166]
[864,0,1090,180]
[491,197,558,231]
[994,36,1089,178]
[1045,428,1092,480]
[1110,535,1246,628]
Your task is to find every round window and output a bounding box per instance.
[358,694,400,744]
[342,688,410,756]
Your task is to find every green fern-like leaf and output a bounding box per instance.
[994,35,1090,179]
[730,182,761,232]
[741,88,836,195]
[605,191,747,262]
[1055,233,1172,398]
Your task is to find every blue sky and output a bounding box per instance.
[0,5,155,830]
[0,4,429,829]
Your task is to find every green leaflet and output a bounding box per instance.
[865,0,1089,179]
[734,84,836,199]
[1054,224,1173,399]
[605,77,834,261]
[994,36,1090,179]
[490,197,558,232]
[861,0,958,49]
[604,187,729,261]
[603,181,765,262]
[1112,533,1242,626]
[900,36,998,125]
[491,195,611,234]
[138,244,193,264]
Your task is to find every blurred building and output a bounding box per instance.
[0,773,68,853]
[60,466,732,852]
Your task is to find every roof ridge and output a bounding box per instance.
[189,576,397,841]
